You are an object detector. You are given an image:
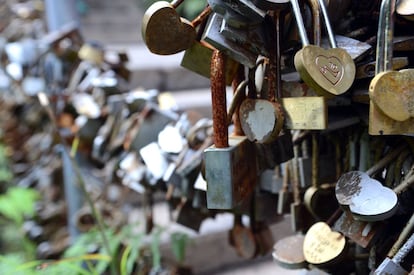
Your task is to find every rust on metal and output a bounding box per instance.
[211,50,229,148]
[191,5,212,28]
[231,66,246,136]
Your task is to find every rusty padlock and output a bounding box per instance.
[205,50,257,209]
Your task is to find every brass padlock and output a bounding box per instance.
[369,0,414,135]
[291,0,356,97]
[142,1,212,55]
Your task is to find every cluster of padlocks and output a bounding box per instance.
[0,0,217,261]
[142,0,414,273]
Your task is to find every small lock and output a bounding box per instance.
[368,0,414,135]
[207,0,266,28]
[202,13,258,68]
[205,51,258,209]
[128,104,178,152]
[142,1,211,55]
[181,41,240,86]
[78,41,104,65]
[291,0,356,97]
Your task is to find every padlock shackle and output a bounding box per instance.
[317,0,337,48]
[306,0,321,46]
[290,0,310,46]
[375,0,396,75]
[191,5,212,28]
[211,50,229,148]
[170,0,185,9]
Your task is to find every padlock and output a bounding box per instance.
[78,41,104,65]
[303,209,347,266]
[303,133,338,220]
[174,200,210,231]
[142,1,212,55]
[229,214,257,259]
[127,103,178,152]
[259,165,284,194]
[202,13,258,68]
[291,0,356,97]
[369,0,414,135]
[205,50,257,209]
[276,1,327,130]
[238,71,284,144]
[139,142,170,186]
[220,17,269,58]
[207,0,266,28]
[335,143,406,222]
[356,56,409,80]
[238,15,285,145]
[272,234,307,270]
[180,41,240,86]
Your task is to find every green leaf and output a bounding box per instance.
[0,254,37,275]
[0,187,39,224]
[151,228,163,270]
[170,232,189,264]
[120,245,132,275]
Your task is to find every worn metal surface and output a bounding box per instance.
[239,98,284,143]
[141,1,196,55]
[272,234,306,269]
[211,50,229,148]
[205,136,257,209]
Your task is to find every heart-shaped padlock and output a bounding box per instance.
[368,0,414,135]
[369,0,414,122]
[142,1,197,55]
[291,0,355,97]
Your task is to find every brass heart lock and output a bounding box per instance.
[142,1,211,55]
[291,0,356,97]
[303,209,346,266]
[369,0,414,133]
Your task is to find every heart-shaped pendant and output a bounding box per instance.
[294,45,355,97]
[369,69,414,121]
[239,98,284,144]
[142,1,196,55]
[303,222,346,265]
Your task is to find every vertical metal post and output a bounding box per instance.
[57,145,83,242]
[45,0,80,32]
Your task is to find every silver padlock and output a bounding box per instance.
[202,13,258,68]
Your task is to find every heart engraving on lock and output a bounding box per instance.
[315,55,343,85]
[142,1,196,55]
[294,46,353,96]
[291,0,355,97]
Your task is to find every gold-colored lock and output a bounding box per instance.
[78,42,104,65]
[369,0,414,135]
[292,0,355,97]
